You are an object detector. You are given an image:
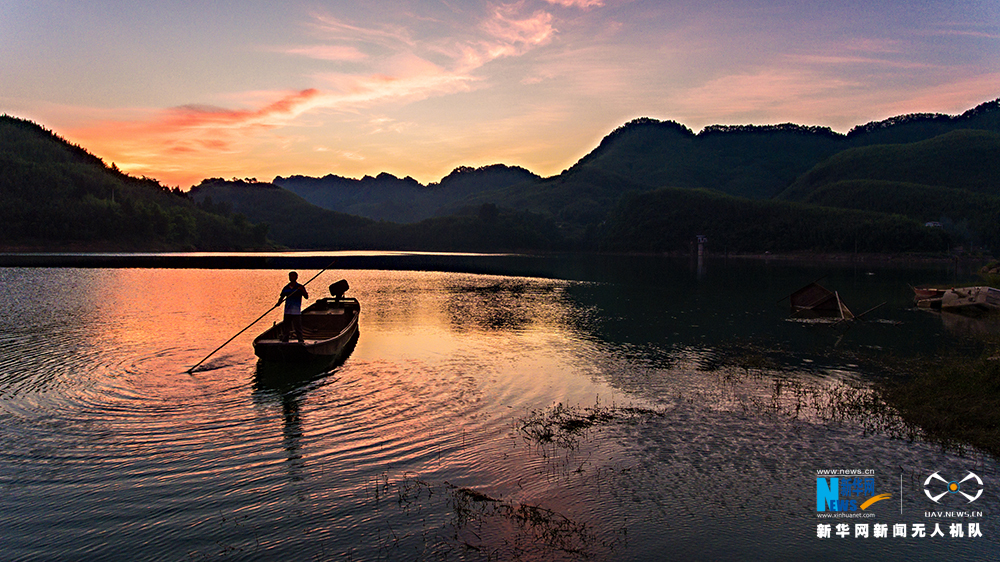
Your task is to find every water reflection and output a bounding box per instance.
[252,332,358,480]
[444,280,571,333]
[1,261,997,561]
[938,310,1000,339]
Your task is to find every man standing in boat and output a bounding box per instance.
[277,271,309,343]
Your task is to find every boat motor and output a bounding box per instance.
[329,279,350,299]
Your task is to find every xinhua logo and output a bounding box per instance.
[817,477,891,512]
[924,472,983,503]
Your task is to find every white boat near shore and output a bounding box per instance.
[915,285,1000,314]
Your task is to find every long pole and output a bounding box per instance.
[186,260,336,373]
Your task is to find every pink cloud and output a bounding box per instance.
[873,73,1000,117]
[308,13,414,48]
[544,0,604,8]
[785,53,940,70]
[481,4,556,56]
[665,68,1000,133]
[315,52,478,103]
[664,70,863,128]
[281,45,369,61]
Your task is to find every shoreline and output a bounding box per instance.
[0,249,991,270]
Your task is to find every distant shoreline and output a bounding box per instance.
[0,249,989,270]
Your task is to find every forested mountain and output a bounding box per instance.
[497,100,1000,205]
[270,99,999,252]
[774,129,1000,248]
[0,115,267,250]
[455,99,1000,251]
[274,164,539,223]
[561,119,847,200]
[602,187,949,254]
[779,129,1000,200]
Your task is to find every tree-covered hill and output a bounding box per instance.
[779,129,1000,201]
[601,187,950,254]
[798,180,1000,250]
[774,129,1000,248]
[449,99,1000,250]
[844,99,1000,144]
[551,100,1000,203]
[0,115,268,250]
[271,172,425,224]
[563,119,848,200]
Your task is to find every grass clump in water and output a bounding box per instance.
[518,402,664,449]
[879,343,1000,458]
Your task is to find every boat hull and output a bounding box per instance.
[253,297,360,362]
[939,286,1000,314]
[789,282,854,319]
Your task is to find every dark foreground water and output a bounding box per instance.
[0,254,996,561]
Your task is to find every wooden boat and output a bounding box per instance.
[911,285,948,302]
[917,286,1000,314]
[788,282,854,320]
[253,280,360,362]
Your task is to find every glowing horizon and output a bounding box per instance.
[2,1,997,188]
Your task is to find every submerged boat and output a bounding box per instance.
[253,280,360,362]
[788,282,854,320]
[915,286,1000,314]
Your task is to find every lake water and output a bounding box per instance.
[0,254,996,561]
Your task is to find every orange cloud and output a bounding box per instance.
[64,89,325,186]
[157,88,322,130]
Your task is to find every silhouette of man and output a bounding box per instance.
[277,271,309,343]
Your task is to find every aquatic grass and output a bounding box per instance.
[518,403,666,450]
[447,483,609,559]
[878,345,1000,458]
[352,472,621,560]
[705,337,1000,459]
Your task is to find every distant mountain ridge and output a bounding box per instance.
[189,177,562,251]
[273,98,999,233]
[5,97,1000,253]
[274,164,539,223]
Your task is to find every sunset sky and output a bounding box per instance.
[2,0,998,188]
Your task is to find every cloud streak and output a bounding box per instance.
[544,0,604,8]
[280,45,369,61]
[67,2,566,184]
[28,0,996,188]
[481,3,557,50]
